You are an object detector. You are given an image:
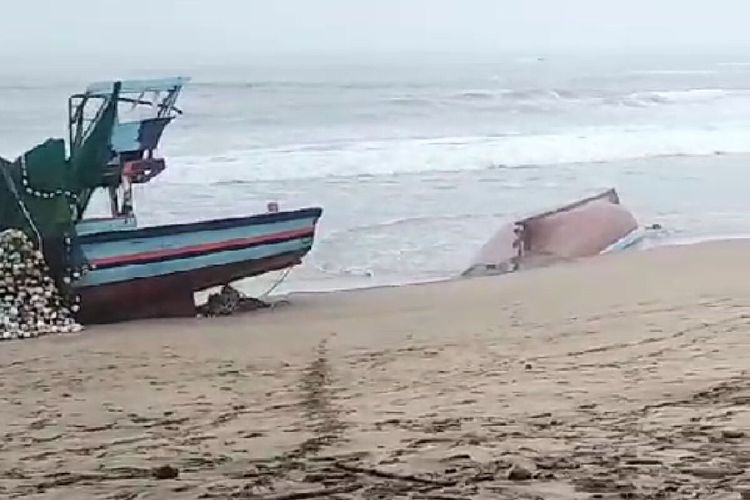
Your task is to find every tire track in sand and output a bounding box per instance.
[288,336,347,460]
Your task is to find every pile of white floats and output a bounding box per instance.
[0,229,82,340]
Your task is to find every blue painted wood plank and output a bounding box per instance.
[80,217,318,260]
[77,237,314,287]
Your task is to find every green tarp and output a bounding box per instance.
[0,139,73,238]
[0,83,119,241]
[0,84,120,286]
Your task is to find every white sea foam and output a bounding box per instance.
[630,69,720,76]
[163,125,750,183]
[626,88,740,103]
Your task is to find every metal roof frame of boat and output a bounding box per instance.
[82,77,191,96]
[69,77,189,152]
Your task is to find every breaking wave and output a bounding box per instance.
[193,79,750,109]
[164,125,750,183]
[621,88,742,104]
[629,69,720,76]
[371,87,750,113]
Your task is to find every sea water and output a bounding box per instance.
[3,52,750,294]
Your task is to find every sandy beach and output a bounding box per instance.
[1,241,749,499]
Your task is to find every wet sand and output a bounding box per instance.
[1,241,750,499]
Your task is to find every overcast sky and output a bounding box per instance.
[3,0,750,61]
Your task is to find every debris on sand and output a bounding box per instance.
[152,465,179,480]
[196,284,271,317]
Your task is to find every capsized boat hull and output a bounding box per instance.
[463,189,639,277]
[73,207,322,324]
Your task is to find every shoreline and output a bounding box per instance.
[255,232,750,300]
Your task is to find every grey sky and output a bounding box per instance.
[3,0,750,60]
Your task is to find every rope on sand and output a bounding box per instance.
[260,267,292,299]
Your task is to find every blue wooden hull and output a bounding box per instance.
[73,207,322,324]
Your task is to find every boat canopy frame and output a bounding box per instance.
[67,77,190,223]
[68,77,189,155]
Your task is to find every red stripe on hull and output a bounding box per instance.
[91,227,314,268]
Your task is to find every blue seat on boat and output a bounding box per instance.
[111,117,172,154]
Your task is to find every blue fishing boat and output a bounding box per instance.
[73,78,322,323]
[1,77,323,324]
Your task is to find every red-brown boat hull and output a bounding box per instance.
[77,250,306,324]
